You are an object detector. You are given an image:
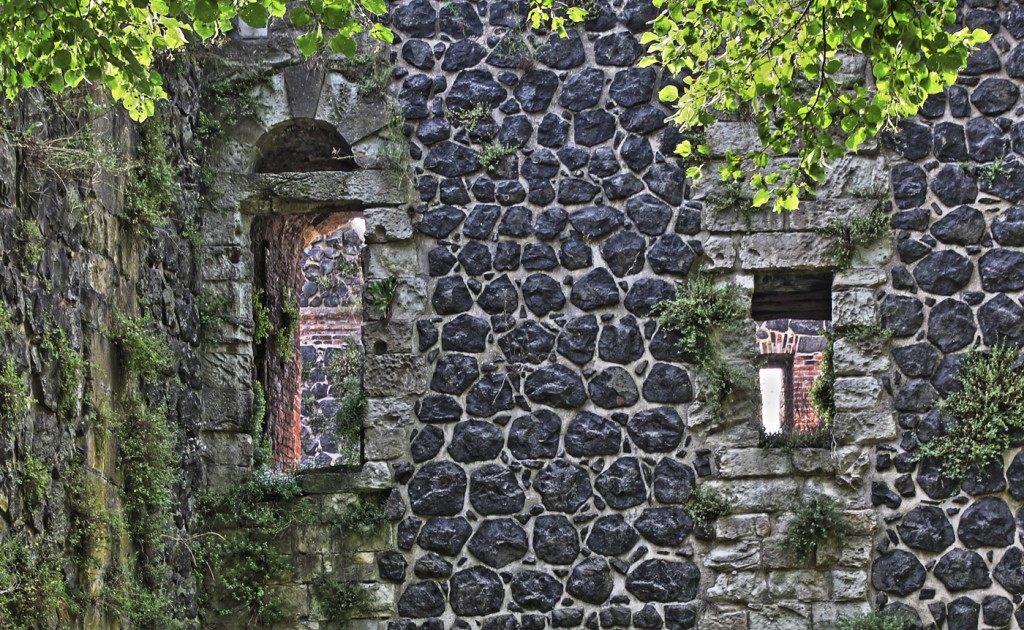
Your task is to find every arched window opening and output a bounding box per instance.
[250,211,364,471]
[752,272,832,435]
[254,119,356,173]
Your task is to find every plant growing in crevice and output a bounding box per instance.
[276,289,300,363]
[15,218,44,271]
[353,48,395,99]
[251,380,271,468]
[366,276,398,320]
[975,150,1013,187]
[312,575,373,622]
[0,358,31,436]
[449,103,493,132]
[652,274,745,361]
[917,344,1024,480]
[336,499,388,535]
[0,537,74,628]
[818,201,891,268]
[685,486,731,535]
[199,290,229,329]
[195,69,271,146]
[110,312,174,386]
[759,424,834,449]
[782,495,843,558]
[377,107,410,180]
[808,330,836,430]
[17,449,49,513]
[479,141,518,172]
[40,326,87,417]
[252,288,273,345]
[124,108,175,237]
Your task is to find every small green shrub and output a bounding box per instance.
[276,289,299,363]
[354,49,394,99]
[196,70,270,145]
[479,141,517,172]
[40,327,87,417]
[449,103,492,132]
[102,565,180,628]
[0,303,12,333]
[251,380,270,468]
[0,538,73,629]
[783,495,842,558]
[837,610,914,630]
[113,391,174,549]
[15,218,44,270]
[0,358,31,435]
[975,152,1012,187]
[311,575,372,621]
[700,355,745,419]
[366,277,398,319]
[377,107,409,179]
[685,486,731,531]
[918,345,1024,480]
[17,449,49,511]
[652,274,745,362]
[818,202,890,268]
[839,323,893,343]
[251,288,273,345]
[110,312,174,386]
[182,218,202,253]
[808,331,835,429]
[337,499,388,535]
[326,341,362,386]
[124,109,175,237]
[199,291,228,329]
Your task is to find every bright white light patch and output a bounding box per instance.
[759,367,784,433]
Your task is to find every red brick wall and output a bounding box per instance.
[792,352,823,431]
[756,320,829,432]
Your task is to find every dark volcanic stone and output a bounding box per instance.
[464,204,501,239]
[551,609,585,628]
[411,425,445,462]
[913,250,973,295]
[559,238,593,270]
[559,68,605,111]
[508,409,561,460]
[892,343,940,378]
[478,274,518,315]
[892,162,928,208]
[565,411,622,456]
[871,550,926,596]
[930,164,978,206]
[1008,452,1024,501]
[514,70,559,112]
[598,316,645,364]
[595,457,647,510]
[626,194,674,235]
[883,120,932,160]
[916,457,960,500]
[931,205,986,245]
[533,514,581,565]
[569,206,625,237]
[418,206,466,238]
[589,367,641,408]
[534,207,568,240]
[587,514,640,556]
[966,117,1008,162]
[414,553,453,579]
[409,462,467,515]
[398,517,421,550]
[447,69,506,111]
[499,320,555,364]
[522,273,566,316]
[574,110,617,146]
[536,32,586,69]
[571,268,621,310]
[378,550,408,582]
[448,420,503,463]
[510,571,563,612]
[628,407,685,452]
[558,178,601,205]
[980,249,1024,292]
[648,234,696,276]
[398,581,446,618]
[425,141,481,176]
[468,519,529,568]
[538,113,570,147]
[432,276,474,315]
[442,40,486,71]
[557,315,599,364]
[934,122,969,162]
[601,231,646,277]
[963,459,1007,496]
[417,394,463,423]
[897,506,954,552]
[625,560,700,603]
[934,548,992,591]
[993,207,1024,246]
[470,464,525,515]
[466,373,516,417]
[979,293,1024,347]
[418,517,473,555]
[946,596,980,630]
[594,32,644,65]
[971,78,1020,116]
[431,353,480,394]
[498,205,533,236]
[450,567,505,616]
[644,164,686,205]
[634,604,663,629]
[610,67,657,107]
[993,547,1024,594]
[620,105,668,134]
[982,595,1013,627]
[643,363,693,404]
[524,364,587,407]
[927,299,975,352]
[533,459,593,513]
[457,240,492,275]
[442,313,490,352]
[439,1,482,37]
[622,134,656,173]
[654,458,695,504]
[892,207,931,231]
[635,507,693,546]
[566,558,614,605]
[958,497,1016,548]
[428,246,457,276]
[392,0,437,36]
[625,278,677,317]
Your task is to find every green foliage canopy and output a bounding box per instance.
[540,0,989,211]
[0,0,392,121]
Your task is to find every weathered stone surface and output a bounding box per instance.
[913,250,973,295]
[587,514,639,556]
[589,366,640,408]
[979,249,1024,292]
[934,548,992,591]
[566,558,614,604]
[653,458,696,504]
[958,497,1016,548]
[524,364,587,407]
[431,353,479,394]
[625,560,700,603]
[522,272,565,316]
[534,459,593,513]
[467,518,529,568]
[450,567,505,616]
[397,581,446,618]
[880,294,925,336]
[739,233,833,269]
[448,419,503,462]
[570,268,621,310]
[627,407,685,452]
[508,409,561,459]
[871,550,926,596]
[897,506,954,552]
[635,507,693,546]
[979,293,1024,347]
[993,547,1024,594]
[408,461,467,515]
[510,571,563,612]
[417,517,472,555]
[469,464,525,514]
[595,457,647,509]
[557,315,599,364]
[533,514,581,565]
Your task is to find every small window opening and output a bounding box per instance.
[254,119,356,173]
[753,272,832,434]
